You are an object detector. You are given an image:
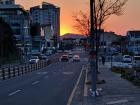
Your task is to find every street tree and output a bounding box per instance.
[0,17,19,60]
[73,0,128,36]
[95,0,128,31]
[73,0,128,88]
[73,11,90,36]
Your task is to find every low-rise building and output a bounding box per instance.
[99,31,120,55]
[126,30,140,55]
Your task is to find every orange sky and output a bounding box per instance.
[16,0,140,36]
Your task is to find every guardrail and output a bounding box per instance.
[0,60,52,80]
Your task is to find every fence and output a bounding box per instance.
[0,60,52,80]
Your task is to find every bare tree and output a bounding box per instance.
[95,0,128,30]
[73,0,128,35]
[73,11,90,36]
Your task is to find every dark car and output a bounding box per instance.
[39,54,48,61]
[60,55,69,62]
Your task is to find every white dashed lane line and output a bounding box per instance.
[8,90,21,96]
[32,81,40,85]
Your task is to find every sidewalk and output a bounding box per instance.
[72,62,140,105]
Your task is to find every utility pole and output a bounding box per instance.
[89,0,97,96]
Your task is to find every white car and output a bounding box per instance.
[123,55,132,61]
[73,55,80,62]
[122,60,132,69]
[68,52,73,58]
[29,56,39,64]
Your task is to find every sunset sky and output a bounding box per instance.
[15,0,140,36]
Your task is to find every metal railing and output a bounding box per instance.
[0,60,52,80]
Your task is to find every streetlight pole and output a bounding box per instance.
[90,0,97,96]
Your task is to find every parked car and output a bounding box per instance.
[39,54,48,61]
[29,56,39,64]
[133,56,140,68]
[73,55,80,62]
[123,55,132,61]
[60,55,69,62]
[122,60,132,69]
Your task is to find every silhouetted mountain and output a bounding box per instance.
[61,33,86,39]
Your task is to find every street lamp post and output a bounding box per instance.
[89,0,97,96]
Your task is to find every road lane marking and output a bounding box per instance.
[67,66,84,105]
[84,66,88,96]
[8,90,21,96]
[63,72,73,75]
[32,81,40,85]
[36,72,48,75]
[106,99,128,105]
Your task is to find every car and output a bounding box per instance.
[29,56,39,64]
[123,55,132,61]
[47,50,53,55]
[57,50,63,53]
[73,55,80,62]
[121,55,133,68]
[64,50,69,53]
[45,52,51,56]
[39,54,48,61]
[60,55,69,62]
[122,60,132,69]
[68,52,73,58]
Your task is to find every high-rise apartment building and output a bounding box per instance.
[30,2,60,48]
[0,2,32,56]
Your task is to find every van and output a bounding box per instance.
[133,56,140,68]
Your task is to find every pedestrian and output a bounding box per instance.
[102,56,105,65]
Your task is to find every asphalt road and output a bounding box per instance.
[0,49,88,105]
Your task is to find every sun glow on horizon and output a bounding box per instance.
[60,26,72,36]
